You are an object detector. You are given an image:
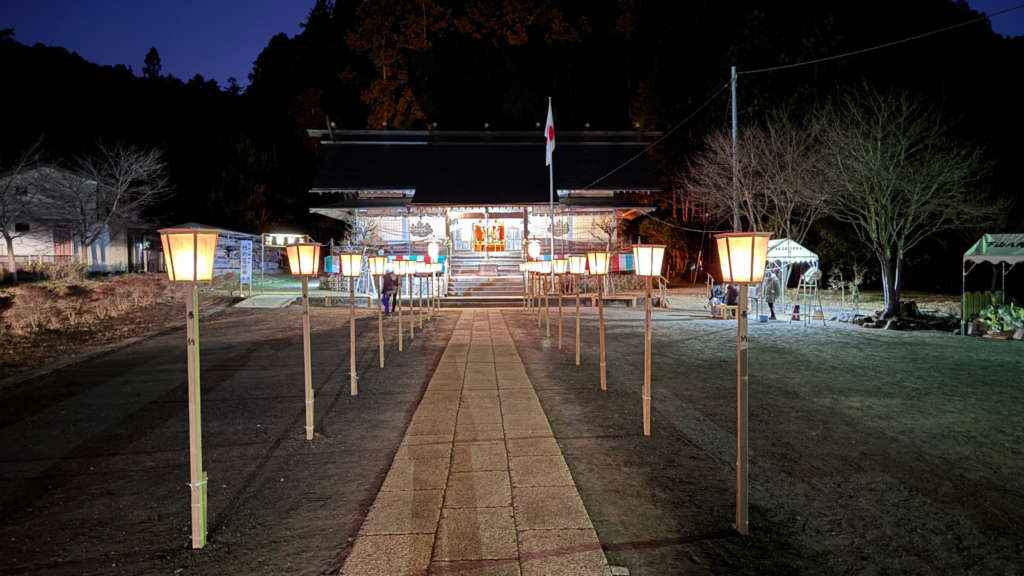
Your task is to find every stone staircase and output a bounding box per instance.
[445,251,525,305]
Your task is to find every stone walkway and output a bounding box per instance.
[340,310,611,576]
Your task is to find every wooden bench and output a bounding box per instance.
[587,294,638,308]
[325,295,375,308]
[713,303,738,319]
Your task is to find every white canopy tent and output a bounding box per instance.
[962,234,1024,332]
[765,239,819,307]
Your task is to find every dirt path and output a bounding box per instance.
[0,306,457,576]
[504,306,1024,575]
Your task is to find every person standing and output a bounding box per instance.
[382,270,399,317]
[763,270,782,320]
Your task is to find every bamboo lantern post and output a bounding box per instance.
[286,242,322,439]
[339,253,363,396]
[428,242,439,318]
[395,260,407,352]
[587,251,611,391]
[519,263,527,310]
[369,256,387,368]
[568,255,587,367]
[539,260,552,337]
[527,240,541,316]
[715,232,771,536]
[632,244,666,437]
[158,227,219,549]
[434,263,443,313]
[552,258,568,349]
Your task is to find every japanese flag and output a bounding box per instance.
[545,100,555,166]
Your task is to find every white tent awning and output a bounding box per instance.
[766,238,818,264]
[963,234,1024,265]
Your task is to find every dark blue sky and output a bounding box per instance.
[3,1,1022,87]
[3,0,316,85]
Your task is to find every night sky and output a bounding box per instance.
[3,0,1022,87]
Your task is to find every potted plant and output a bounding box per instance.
[977,301,1024,338]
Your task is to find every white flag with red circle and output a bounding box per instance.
[545,101,555,166]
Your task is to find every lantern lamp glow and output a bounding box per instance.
[339,253,363,278]
[713,231,771,538]
[285,243,321,276]
[552,258,568,274]
[715,232,770,284]
[538,260,551,274]
[369,256,387,276]
[632,245,666,277]
[160,228,219,283]
[527,239,541,260]
[158,227,220,549]
[568,255,587,275]
[427,241,439,260]
[587,251,611,276]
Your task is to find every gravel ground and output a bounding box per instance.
[504,305,1024,575]
[0,306,458,576]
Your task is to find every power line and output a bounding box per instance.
[739,3,1024,75]
[644,212,729,234]
[581,82,731,190]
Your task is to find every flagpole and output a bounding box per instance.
[548,97,555,288]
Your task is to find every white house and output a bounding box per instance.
[0,165,135,275]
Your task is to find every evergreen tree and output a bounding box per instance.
[142,46,161,79]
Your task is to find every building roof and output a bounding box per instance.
[964,233,1024,264]
[308,130,662,206]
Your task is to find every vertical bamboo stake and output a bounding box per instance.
[575,274,581,366]
[558,273,562,349]
[418,276,424,328]
[410,275,415,340]
[302,277,314,439]
[598,277,606,391]
[350,276,358,396]
[185,284,207,548]
[545,274,550,337]
[398,274,403,352]
[427,274,432,319]
[536,274,541,327]
[643,276,652,436]
[377,275,384,368]
[737,287,749,535]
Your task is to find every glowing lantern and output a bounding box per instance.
[632,245,666,277]
[285,243,322,276]
[715,233,770,284]
[338,253,363,277]
[538,260,551,274]
[587,251,611,276]
[568,255,588,275]
[552,258,568,274]
[427,241,439,260]
[368,256,387,276]
[159,228,219,283]
[527,239,541,260]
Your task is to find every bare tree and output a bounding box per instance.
[0,139,44,284]
[818,90,1002,318]
[681,115,826,243]
[42,142,171,264]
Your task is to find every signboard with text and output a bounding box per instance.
[240,240,253,284]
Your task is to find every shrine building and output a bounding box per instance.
[307,129,660,300]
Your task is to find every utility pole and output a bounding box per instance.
[731,66,740,233]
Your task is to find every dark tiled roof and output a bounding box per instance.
[310,131,661,205]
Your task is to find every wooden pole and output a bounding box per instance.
[398,274,403,352]
[418,276,424,328]
[537,274,542,328]
[377,275,384,368]
[598,277,607,391]
[410,275,415,340]
[185,284,207,548]
[350,275,358,396]
[575,274,581,366]
[558,273,563,349]
[427,274,432,319]
[643,275,652,436]
[545,274,550,337]
[737,286,749,534]
[302,277,314,439]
